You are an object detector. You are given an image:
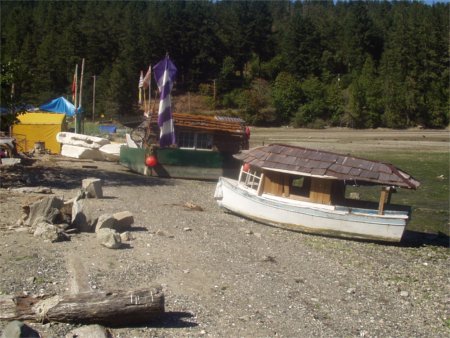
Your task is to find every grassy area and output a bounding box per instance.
[351,151,449,236]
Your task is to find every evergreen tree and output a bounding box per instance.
[0,1,447,128]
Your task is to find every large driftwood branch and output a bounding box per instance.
[0,286,164,326]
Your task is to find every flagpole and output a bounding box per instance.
[74,64,78,133]
[92,75,96,122]
[77,58,85,133]
[148,66,151,116]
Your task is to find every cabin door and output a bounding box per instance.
[309,178,332,204]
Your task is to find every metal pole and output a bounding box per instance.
[92,75,96,122]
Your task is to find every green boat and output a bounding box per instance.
[120,113,249,180]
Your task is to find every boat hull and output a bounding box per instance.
[215,177,409,242]
[120,147,240,180]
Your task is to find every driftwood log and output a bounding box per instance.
[0,286,164,326]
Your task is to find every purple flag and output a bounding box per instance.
[153,56,177,147]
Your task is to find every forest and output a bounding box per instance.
[1,0,449,130]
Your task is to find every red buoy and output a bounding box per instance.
[145,155,158,167]
[243,163,250,172]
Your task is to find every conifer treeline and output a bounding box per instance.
[1,1,448,128]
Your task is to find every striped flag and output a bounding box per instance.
[153,56,177,147]
[138,71,144,104]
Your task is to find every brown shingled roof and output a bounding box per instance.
[149,113,245,135]
[234,144,420,189]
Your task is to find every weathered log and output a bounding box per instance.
[0,286,164,326]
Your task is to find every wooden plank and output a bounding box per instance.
[310,178,332,204]
[283,174,290,197]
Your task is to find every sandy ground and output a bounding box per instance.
[0,128,448,337]
[249,127,449,153]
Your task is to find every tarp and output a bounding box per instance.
[12,112,66,154]
[39,97,75,116]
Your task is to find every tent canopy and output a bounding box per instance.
[40,97,76,116]
[13,112,66,154]
[17,112,66,124]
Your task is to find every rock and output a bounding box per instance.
[1,320,40,338]
[57,132,110,149]
[97,228,122,249]
[120,231,133,241]
[262,255,276,263]
[61,144,104,160]
[71,199,91,232]
[61,199,74,218]
[184,201,203,211]
[156,229,166,236]
[25,196,64,227]
[400,291,409,297]
[33,221,67,242]
[82,178,103,198]
[95,214,117,233]
[113,211,134,231]
[71,198,100,232]
[65,324,111,338]
[55,223,70,231]
[99,143,123,162]
[11,186,52,194]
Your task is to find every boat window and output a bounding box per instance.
[196,133,212,149]
[178,132,195,148]
[290,176,311,197]
[177,132,212,150]
[239,167,262,191]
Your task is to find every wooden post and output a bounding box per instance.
[378,187,391,215]
[213,79,216,108]
[92,75,96,122]
[74,64,78,133]
[283,175,290,197]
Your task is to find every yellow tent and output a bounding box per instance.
[12,112,66,154]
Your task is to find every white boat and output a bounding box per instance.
[214,144,420,242]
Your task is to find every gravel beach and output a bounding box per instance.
[0,128,448,337]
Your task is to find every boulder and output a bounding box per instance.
[57,132,110,149]
[71,199,97,232]
[113,211,134,231]
[95,214,117,233]
[97,228,122,249]
[61,144,104,160]
[82,178,103,199]
[33,221,68,242]
[99,143,124,162]
[1,320,40,338]
[120,231,133,242]
[25,196,64,227]
[65,324,111,338]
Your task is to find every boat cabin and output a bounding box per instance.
[235,144,420,215]
[139,112,249,153]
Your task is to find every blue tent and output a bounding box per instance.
[39,97,77,117]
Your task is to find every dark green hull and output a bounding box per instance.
[119,146,241,180]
